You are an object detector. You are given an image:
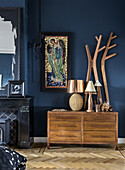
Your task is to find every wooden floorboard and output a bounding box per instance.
[14,143,125,170]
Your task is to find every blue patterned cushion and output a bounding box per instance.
[0,146,27,170]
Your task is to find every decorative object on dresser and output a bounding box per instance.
[85,81,96,112]
[52,109,67,112]
[83,35,105,109]
[94,80,102,112]
[84,32,117,109]
[101,102,110,112]
[8,80,25,97]
[94,80,102,103]
[67,80,84,111]
[47,111,118,150]
[101,32,117,104]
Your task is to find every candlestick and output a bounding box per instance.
[0,74,2,88]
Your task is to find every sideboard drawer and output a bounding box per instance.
[49,114,81,122]
[50,131,82,142]
[84,121,116,131]
[50,121,81,131]
[84,131,115,143]
[84,113,115,122]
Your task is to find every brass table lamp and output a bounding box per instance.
[85,81,96,112]
[67,80,84,111]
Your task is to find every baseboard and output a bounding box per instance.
[118,138,125,144]
[34,137,125,144]
[34,137,47,143]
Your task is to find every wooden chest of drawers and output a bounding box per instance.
[47,111,118,150]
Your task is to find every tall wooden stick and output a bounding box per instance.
[84,35,105,109]
[93,35,103,104]
[101,32,117,104]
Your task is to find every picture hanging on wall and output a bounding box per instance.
[8,80,25,97]
[41,32,71,91]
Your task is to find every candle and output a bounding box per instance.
[0,74,2,88]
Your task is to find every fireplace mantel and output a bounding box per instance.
[0,97,34,148]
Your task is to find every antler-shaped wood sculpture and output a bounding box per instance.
[84,35,105,109]
[101,32,117,104]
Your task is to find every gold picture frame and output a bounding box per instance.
[41,32,71,91]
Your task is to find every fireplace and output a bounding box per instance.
[0,97,34,148]
[0,119,10,145]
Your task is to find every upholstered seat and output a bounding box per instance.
[0,146,27,170]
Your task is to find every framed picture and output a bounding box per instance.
[41,32,71,91]
[8,80,25,97]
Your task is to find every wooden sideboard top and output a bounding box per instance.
[48,111,118,115]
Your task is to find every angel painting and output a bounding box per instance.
[44,35,68,88]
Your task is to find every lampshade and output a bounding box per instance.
[85,81,96,93]
[67,80,84,93]
[94,80,102,87]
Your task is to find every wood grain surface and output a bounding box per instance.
[47,111,118,150]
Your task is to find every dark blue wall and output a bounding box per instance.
[1,0,125,138]
[28,0,125,138]
[0,0,25,7]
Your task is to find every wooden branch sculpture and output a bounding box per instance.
[101,32,117,104]
[84,35,105,109]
